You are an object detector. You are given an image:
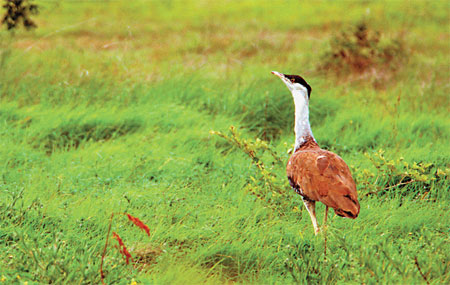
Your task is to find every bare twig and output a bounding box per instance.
[323,206,328,262]
[384,180,415,190]
[100,213,114,284]
[414,256,430,285]
[420,191,430,200]
[364,190,380,197]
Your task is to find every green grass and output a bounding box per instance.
[1,0,449,283]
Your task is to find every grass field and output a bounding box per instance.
[1,0,449,283]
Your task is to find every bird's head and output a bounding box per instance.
[271,71,311,101]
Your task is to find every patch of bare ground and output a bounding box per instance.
[131,243,163,269]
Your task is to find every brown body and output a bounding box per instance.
[287,138,360,219]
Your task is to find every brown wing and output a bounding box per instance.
[287,148,360,218]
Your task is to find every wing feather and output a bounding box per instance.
[287,148,359,217]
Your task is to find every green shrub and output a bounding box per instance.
[319,22,406,74]
[355,149,449,200]
[211,126,294,213]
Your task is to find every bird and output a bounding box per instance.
[271,71,360,235]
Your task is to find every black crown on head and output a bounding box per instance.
[284,74,312,98]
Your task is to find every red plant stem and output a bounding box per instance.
[100,213,114,284]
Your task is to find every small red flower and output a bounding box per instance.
[126,213,150,236]
[112,232,124,247]
[121,246,132,264]
[112,232,133,264]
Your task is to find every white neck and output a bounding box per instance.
[292,89,315,149]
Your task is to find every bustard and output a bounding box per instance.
[272,71,360,235]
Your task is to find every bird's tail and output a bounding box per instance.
[333,194,360,219]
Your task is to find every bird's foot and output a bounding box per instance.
[314,226,330,236]
[314,227,320,236]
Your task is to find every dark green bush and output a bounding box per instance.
[1,0,38,30]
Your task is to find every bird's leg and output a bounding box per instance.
[302,197,319,235]
[323,206,329,260]
[324,206,329,227]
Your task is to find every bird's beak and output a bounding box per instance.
[271,71,284,78]
[271,70,293,90]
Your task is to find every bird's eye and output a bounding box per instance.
[291,79,295,83]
